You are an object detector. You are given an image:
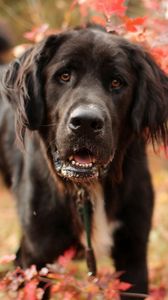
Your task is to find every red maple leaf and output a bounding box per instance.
[89,0,127,18]
[124,16,146,32]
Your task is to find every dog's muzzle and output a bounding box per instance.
[52,104,113,182]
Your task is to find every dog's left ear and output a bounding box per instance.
[130,45,168,145]
[4,35,64,141]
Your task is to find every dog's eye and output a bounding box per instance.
[111,78,123,90]
[58,72,71,83]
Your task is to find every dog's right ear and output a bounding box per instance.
[3,34,65,142]
[129,45,168,146]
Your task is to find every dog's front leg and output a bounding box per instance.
[112,204,153,300]
[112,229,148,300]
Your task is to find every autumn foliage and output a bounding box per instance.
[0,247,167,300]
[14,0,168,75]
[0,249,133,300]
[0,0,168,299]
[71,0,168,74]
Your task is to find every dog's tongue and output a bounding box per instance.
[73,153,93,164]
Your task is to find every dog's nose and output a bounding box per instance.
[68,106,104,133]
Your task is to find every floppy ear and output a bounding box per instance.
[130,45,168,145]
[3,34,64,141]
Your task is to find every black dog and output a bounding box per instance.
[0,26,168,300]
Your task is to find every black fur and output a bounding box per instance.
[0,27,168,300]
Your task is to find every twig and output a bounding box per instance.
[121,291,149,298]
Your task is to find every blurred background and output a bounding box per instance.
[0,0,168,298]
[0,0,146,43]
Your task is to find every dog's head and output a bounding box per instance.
[4,27,168,182]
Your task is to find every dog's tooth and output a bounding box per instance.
[61,169,66,176]
[69,155,73,161]
[76,162,79,166]
[89,163,93,167]
[72,160,76,165]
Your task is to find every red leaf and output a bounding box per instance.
[118,281,132,291]
[89,0,127,18]
[104,286,120,300]
[57,247,76,267]
[23,280,38,300]
[124,16,146,32]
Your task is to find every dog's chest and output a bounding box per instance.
[79,183,119,259]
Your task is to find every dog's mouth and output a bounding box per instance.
[52,148,111,182]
